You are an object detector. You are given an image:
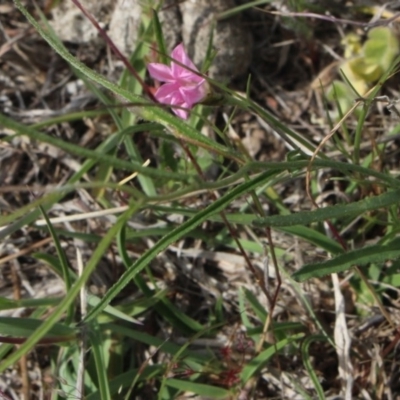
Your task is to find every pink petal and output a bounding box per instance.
[179,81,207,107]
[166,92,184,107]
[154,82,182,103]
[147,63,174,82]
[170,97,189,119]
[171,44,197,70]
[173,108,189,119]
[170,44,202,82]
[156,84,190,119]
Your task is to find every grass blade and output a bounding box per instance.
[293,237,400,281]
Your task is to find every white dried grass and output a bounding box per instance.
[332,272,353,400]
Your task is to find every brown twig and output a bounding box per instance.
[0,237,53,266]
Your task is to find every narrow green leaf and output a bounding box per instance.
[0,317,76,338]
[87,296,142,325]
[293,237,400,282]
[165,379,230,398]
[255,189,400,227]
[243,288,268,323]
[88,325,111,400]
[241,333,304,383]
[238,288,253,330]
[279,226,344,255]
[152,8,168,65]
[0,297,61,311]
[38,206,73,323]
[301,335,327,400]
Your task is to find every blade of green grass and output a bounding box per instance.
[39,205,74,323]
[88,324,111,400]
[279,226,344,254]
[293,237,400,281]
[241,333,304,383]
[0,297,62,310]
[164,379,230,398]
[243,288,268,323]
[0,317,76,338]
[255,188,400,227]
[301,335,327,399]
[239,287,254,331]
[152,8,168,64]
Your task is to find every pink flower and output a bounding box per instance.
[147,43,208,119]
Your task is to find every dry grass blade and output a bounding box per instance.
[332,272,353,399]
